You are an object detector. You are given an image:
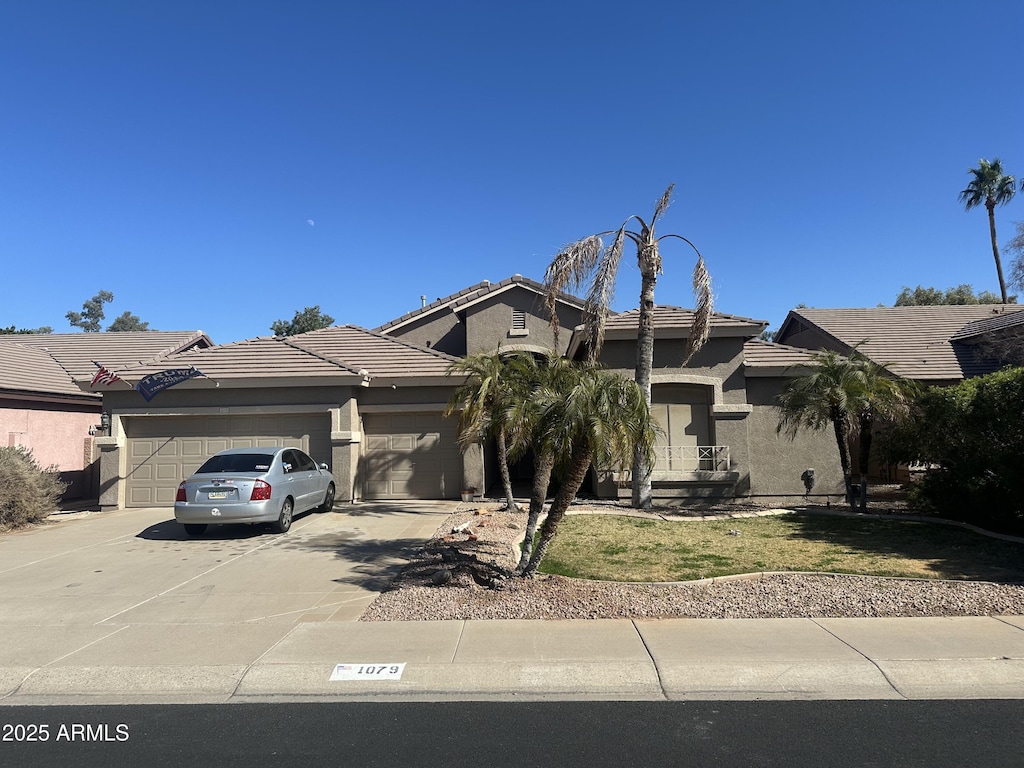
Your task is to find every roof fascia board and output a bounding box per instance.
[0,389,100,405]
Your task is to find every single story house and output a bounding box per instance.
[774,305,1024,384]
[82,278,846,508]
[0,331,212,498]
[774,304,1024,480]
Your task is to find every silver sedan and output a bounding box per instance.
[174,446,335,536]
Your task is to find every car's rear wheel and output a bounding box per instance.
[272,498,293,534]
[319,483,336,513]
[183,523,208,536]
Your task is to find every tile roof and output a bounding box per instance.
[373,274,585,332]
[112,336,364,384]
[601,305,766,334]
[106,326,459,387]
[742,339,820,374]
[777,305,1024,380]
[0,331,212,399]
[0,340,89,399]
[949,307,1024,341]
[2,331,213,378]
[290,325,460,380]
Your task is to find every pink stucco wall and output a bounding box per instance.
[1,404,98,471]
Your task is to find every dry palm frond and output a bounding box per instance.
[581,226,627,359]
[683,255,713,364]
[651,184,675,225]
[545,234,603,348]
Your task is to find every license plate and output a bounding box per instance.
[207,491,228,500]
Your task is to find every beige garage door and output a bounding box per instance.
[124,413,331,507]
[362,412,462,499]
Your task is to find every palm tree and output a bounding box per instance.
[503,353,575,572]
[959,158,1017,304]
[520,365,657,577]
[544,185,711,510]
[777,349,917,510]
[776,350,865,508]
[445,352,532,511]
[851,359,918,510]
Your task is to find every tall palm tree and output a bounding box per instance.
[520,365,657,577]
[959,158,1017,304]
[544,185,711,510]
[445,352,531,511]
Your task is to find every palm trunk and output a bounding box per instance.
[522,448,593,577]
[831,412,855,509]
[857,412,873,511]
[495,428,517,511]
[987,202,1009,304]
[631,264,657,510]
[516,449,555,573]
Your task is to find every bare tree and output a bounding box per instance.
[543,185,711,509]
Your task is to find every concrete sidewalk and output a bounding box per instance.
[3,503,1024,704]
[6,615,1024,704]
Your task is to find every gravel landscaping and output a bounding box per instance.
[360,502,1024,621]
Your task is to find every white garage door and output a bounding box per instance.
[362,412,462,499]
[124,413,331,507]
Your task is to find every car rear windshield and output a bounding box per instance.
[195,454,275,474]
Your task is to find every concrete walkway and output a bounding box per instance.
[3,503,1024,704]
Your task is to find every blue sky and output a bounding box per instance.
[3,1,1023,343]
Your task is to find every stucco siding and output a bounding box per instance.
[745,378,845,499]
[384,312,466,356]
[1,400,98,471]
[464,288,582,356]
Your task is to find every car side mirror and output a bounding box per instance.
[320,463,330,470]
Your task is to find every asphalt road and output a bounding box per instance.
[3,701,1023,768]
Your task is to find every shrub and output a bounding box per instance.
[880,367,1024,534]
[0,446,67,529]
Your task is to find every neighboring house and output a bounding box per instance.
[566,306,845,502]
[84,280,845,509]
[774,304,1024,481]
[88,327,474,508]
[0,331,212,498]
[774,305,1024,384]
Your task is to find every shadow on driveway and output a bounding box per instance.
[136,519,269,541]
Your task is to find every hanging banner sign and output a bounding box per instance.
[135,367,204,401]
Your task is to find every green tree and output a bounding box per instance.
[106,311,150,332]
[504,354,578,572]
[270,306,335,336]
[520,364,656,576]
[850,359,918,509]
[777,349,916,510]
[0,325,53,334]
[776,350,864,508]
[445,352,534,512]
[894,284,1011,305]
[1007,221,1024,292]
[959,158,1017,304]
[66,290,114,332]
[544,185,711,510]
[879,367,1024,533]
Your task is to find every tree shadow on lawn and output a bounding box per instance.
[784,511,1024,583]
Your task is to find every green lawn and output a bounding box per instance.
[539,513,1024,583]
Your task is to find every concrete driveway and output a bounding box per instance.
[0,501,452,702]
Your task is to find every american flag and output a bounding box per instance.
[90,365,122,387]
